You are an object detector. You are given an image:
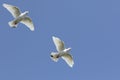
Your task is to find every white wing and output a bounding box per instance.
[3,3,21,18]
[52,36,65,52]
[62,53,74,67]
[21,17,35,31]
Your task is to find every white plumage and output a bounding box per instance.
[50,36,74,68]
[3,3,34,31]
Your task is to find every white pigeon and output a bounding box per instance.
[3,3,34,31]
[50,36,74,68]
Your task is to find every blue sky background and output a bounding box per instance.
[0,0,118,80]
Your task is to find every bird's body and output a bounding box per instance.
[8,11,29,28]
[50,36,74,68]
[3,3,34,31]
[51,48,71,58]
[57,48,72,57]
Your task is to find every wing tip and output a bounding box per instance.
[68,61,74,68]
[52,36,60,40]
[30,27,35,31]
[3,3,12,9]
[71,61,74,67]
[52,36,56,38]
[52,36,57,40]
[3,3,7,7]
[3,3,10,7]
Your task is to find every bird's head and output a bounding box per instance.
[50,52,59,62]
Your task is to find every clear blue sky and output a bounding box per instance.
[0,0,118,80]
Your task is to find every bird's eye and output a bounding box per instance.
[50,55,53,57]
[14,22,17,25]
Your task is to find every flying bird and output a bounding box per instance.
[3,3,34,31]
[50,36,74,68]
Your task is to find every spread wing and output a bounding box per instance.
[52,36,65,52]
[21,17,35,31]
[3,3,21,18]
[62,53,74,67]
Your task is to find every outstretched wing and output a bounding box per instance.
[62,53,74,67]
[52,36,65,52]
[21,16,35,31]
[3,3,21,18]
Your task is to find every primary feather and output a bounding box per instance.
[62,53,74,67]
[52,36,65,52]
[21,17,34,31]
[3,3,20,18]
